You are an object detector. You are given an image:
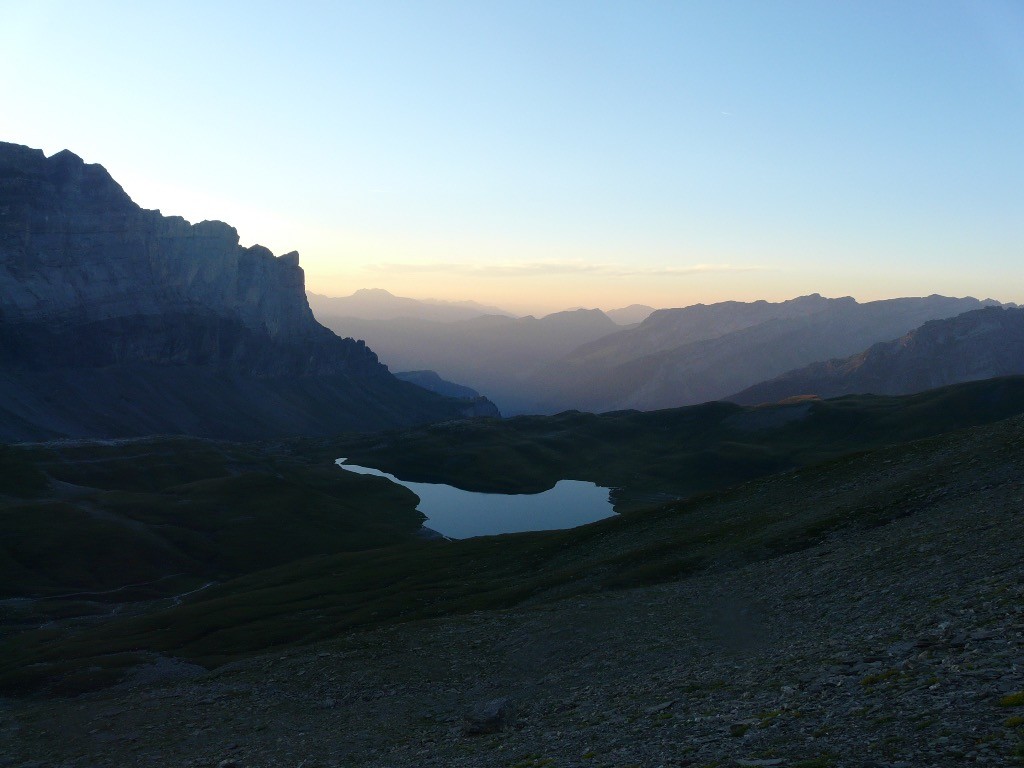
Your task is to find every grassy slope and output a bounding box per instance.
[328,375,1024,504]
[6,377,1024,694]
[0,437,424,599]
[6,409,1017,695]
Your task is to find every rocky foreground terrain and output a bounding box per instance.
[5,415,1024,767]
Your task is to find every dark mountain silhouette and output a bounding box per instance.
[729,306,1024,404]
[394,370,484,400]
[307,288,513,322]
[0,142,494,440]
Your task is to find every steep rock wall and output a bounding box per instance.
[0,142,381,377]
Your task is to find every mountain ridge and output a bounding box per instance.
[729,305,1024,404]
[0,142,494,439]
[307,288,514,323]
[527,293,1002,412]
[605,303,656,325]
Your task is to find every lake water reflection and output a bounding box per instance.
[336,459,616,539]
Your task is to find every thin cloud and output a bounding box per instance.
[363,261,770,278]
[639,264,767,277]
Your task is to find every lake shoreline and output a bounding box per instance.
[335,458,616,538]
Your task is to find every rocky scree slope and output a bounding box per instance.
[730,305,1024,405]
[0,142,493,439]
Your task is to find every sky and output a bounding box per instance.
[2,1,1023,315]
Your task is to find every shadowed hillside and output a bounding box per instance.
[730,305,1024,404]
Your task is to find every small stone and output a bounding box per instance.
[462,697,513,736]
[645,700,676,714]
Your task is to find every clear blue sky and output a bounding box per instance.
[2,1,1022,313]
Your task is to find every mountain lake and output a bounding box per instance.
[336,459,616,538]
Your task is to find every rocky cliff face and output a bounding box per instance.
[2,144,304,333]
[729,306,1024,404]
[0,142,495,439]
[0,142,379,375]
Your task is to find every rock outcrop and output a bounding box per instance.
[0,142,494,439]
[1,146,305,328]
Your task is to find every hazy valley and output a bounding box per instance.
[312,289,1008,416]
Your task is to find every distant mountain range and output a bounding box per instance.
[729,306,1024,404]
[320,289,1002,415]
[315,309,620,414]
[305,294,665,412]
[0,142,495,440]
[307,289,514,322]
[307,289,656,326]
[527,294,1002,412]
